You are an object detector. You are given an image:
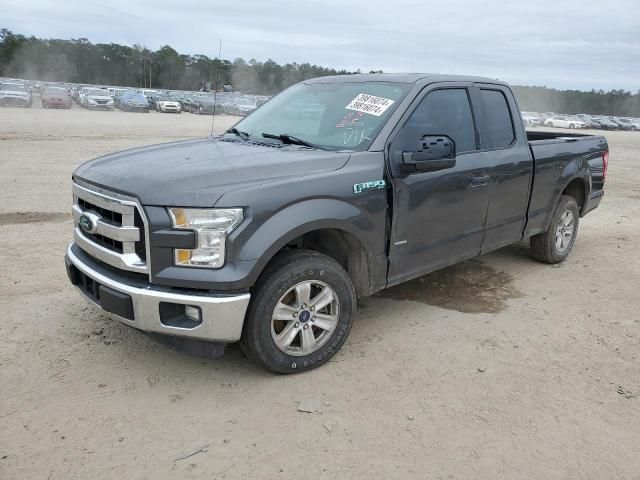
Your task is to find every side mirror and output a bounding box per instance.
[398,135,456,173]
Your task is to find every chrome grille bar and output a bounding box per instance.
[72,181,150,275]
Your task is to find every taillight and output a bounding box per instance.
[602,151,609,181]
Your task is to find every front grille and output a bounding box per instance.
[72,181,149,275]
[77,197,123,224]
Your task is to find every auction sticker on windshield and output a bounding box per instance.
[345,94,395,117]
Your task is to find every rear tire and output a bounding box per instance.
[241,250,356,374]
[530,195,579,264]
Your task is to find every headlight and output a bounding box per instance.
[168,208,243,268]
[88,99,97,104]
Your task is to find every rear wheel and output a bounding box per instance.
[530,195,579,264]
[241,250,356,374]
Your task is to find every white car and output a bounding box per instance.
[155,98,182,113]
[0,82,32,107]
[521,111,543,126]
[79,87,114,110]
[543,116,586,129]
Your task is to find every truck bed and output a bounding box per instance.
[524,130,608,237]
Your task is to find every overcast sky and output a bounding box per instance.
[3,0,639,91]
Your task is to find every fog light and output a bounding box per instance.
[185,305,201,322]
[159,302,202,329]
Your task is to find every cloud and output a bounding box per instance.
[3,0,639,90]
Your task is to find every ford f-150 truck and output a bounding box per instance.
[65,74,608,373]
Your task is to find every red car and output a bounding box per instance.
[41,86,72,109]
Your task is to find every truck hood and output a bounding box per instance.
[74,138,351,207]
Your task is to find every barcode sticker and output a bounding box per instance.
[345,94,395,117]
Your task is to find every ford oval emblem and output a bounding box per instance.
[78,213,98,234]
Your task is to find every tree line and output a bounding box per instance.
[1,29,639,116]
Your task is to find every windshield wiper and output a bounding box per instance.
[226,128,250,141]
[262,133,321,150]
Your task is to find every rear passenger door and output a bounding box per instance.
[471,85,533,253]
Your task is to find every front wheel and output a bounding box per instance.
[530,195,579,264]
[241,250,356,374]
[569,123,575,129]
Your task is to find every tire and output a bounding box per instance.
[632,126,637,131]
[241,250,356,374]
[569,123,575,129]
[530,195,579,264]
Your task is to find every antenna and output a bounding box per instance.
[211,38,223,137]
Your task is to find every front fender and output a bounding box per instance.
[231,198,380,281]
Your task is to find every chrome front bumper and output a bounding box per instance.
[66,244,250,342]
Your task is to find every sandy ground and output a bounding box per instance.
[1,100,639,480]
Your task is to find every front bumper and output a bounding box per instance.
[87,103,114,110]
[0,97,31,106]
[65,244,250,342]
[159,105,181,112]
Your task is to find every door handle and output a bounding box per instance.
[470,173,490,187]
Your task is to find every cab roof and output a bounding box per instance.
[304,73,508,87]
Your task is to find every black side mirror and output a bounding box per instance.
[399,135,456,173]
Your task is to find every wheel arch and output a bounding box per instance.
[235,199,380,298]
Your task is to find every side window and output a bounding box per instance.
[396,88,477,154]
[480,89,515,148]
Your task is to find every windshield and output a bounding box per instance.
[44,87,67,94]
[86,89,108,96]
[233,81,410,150]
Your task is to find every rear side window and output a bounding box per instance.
[400,88,477,154]
[480,89,515,149]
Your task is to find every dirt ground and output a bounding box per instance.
[1,100,639,480]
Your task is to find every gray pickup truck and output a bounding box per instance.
[65,74,608,373]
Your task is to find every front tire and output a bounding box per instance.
[241,250,356,374]
[530,195,579,264]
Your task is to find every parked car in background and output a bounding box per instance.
[192,95,230,115]
[609,116,633,131]
[154,95,182,113]
[0,82,33,107]
[225,97,258,116]
[255,95,271,107]
[521,111,543,126]
[544,116,587,129]
[574,114,600,129]
[112,89,133,109]
[119,91,149,112]
[41,86,72,109]
[79,87,114,110]
[618,118,640,131]
[584,119,601,129]
[590,116,618,130]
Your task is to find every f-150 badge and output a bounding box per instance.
[353,180,386,194]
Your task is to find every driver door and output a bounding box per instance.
[386,85,492,286]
